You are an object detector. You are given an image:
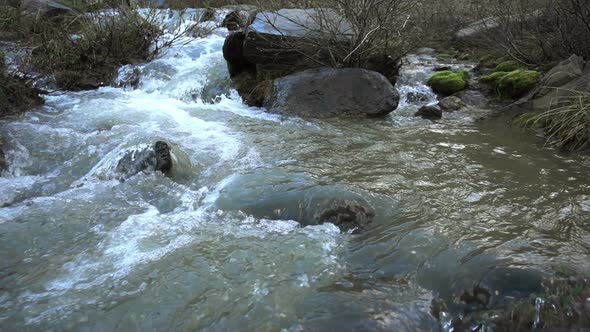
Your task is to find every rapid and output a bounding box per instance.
[1,9,589,331]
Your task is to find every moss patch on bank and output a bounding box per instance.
[427,70,469,96]
[480,70,540,99]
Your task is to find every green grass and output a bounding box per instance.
[527,91,590,151]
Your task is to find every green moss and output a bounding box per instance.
[480,71,509,84]
[478,54,505,69]
[427,70,469,96]
[480,70,540,99]
[438,53,453,59]
[495,60,521,72]
[497,70,540,99]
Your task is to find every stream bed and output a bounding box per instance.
[1,11,590,331]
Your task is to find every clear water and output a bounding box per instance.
[1,12,590,331]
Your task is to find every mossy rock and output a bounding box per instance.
[427,70,469,96]
[480,70,540,99]
[497,70,540,99]
[477,54,505,69]
[480,71,509,84]
[495,60,521,72]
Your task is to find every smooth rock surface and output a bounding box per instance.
[265,67,399,117]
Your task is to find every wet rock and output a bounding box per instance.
[21,0,78,17]
[434,66,452,72]
[364,54,401,85]
[406,91,430,104]
[214,171,375,232]
[222,31,256,78]
[415,105,442,120]
[454,90,488,108]
[438,96,466,112]
[265,67,399,117]
[115,141,172,181]
[220,6,256,31]
[0,137,6,174]
[112,66,141,89]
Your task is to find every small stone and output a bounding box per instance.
[415,105,442,119]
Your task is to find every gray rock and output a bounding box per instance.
[214,171,375,232]
[115,141,172,182]
[438,96,466,112]
[265,67,399,117]
[517,55,590,110]
[455,90,488,108]
[21,0,78,17]
[415,105,442,120]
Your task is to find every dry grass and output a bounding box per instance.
[528,91,590,152]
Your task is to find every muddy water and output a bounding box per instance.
[0,12,589,331]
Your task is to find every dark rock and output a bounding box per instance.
[115,141,172,181]
[406,91,430,104]
[222,31,256,78]
[438,96,466,112]
[242,9,351,71]
[265,67,399,117]
[220,7,256,31]
[221,10,243,31]
[415,105,442,120]
[365,54,401,85]
[434,66,452,72]
[214,171,375,232]
[0,137,6,174]
[21,0,78,17]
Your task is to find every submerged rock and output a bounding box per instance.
[415,105,442,120]
[115,141,172,181]
[214,171,375,232]
[265,67,399,117]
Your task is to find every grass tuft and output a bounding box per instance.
[527,91,590,152]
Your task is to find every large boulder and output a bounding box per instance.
[214,171,375,233]
[516,55,590,110]
[222,8,401,111]
[114,141,172,182]
[241,9,352,73]
[265,67,399,117]
[21,0,78,17]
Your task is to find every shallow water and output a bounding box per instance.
[1,12,590,331]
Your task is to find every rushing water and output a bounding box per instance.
[1,11,590,331]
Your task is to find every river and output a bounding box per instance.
[1,9,589,331]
